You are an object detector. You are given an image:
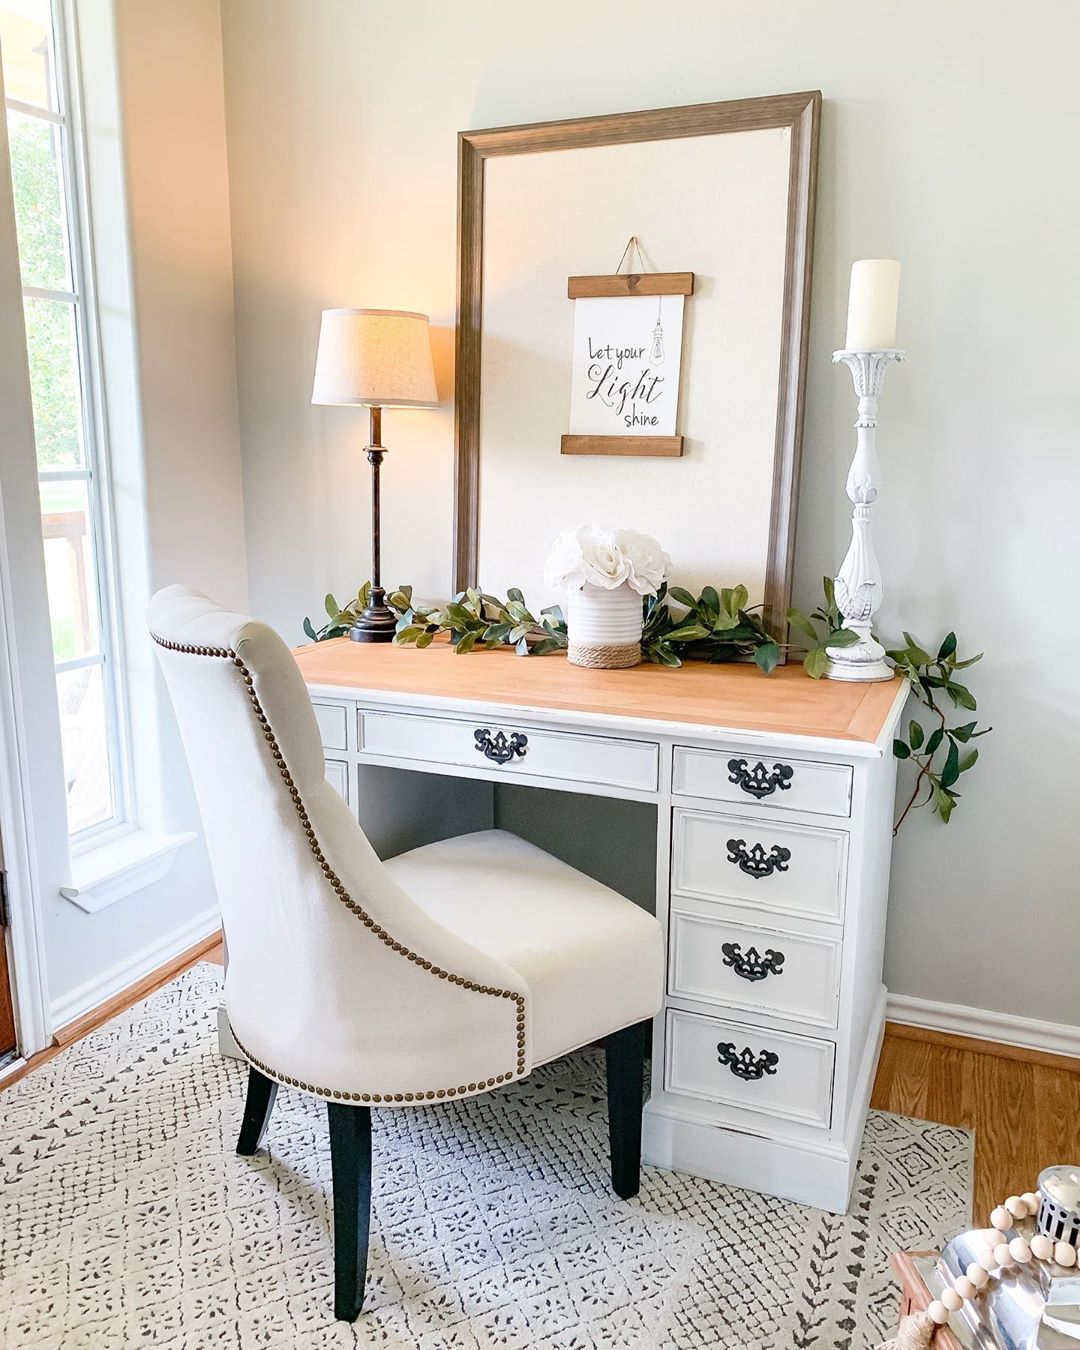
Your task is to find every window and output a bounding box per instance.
[2,0,127,840]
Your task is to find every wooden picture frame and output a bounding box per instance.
[454,91,821,633]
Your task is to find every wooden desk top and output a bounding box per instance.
[294,639,905,750]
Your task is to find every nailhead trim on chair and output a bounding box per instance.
[151,633,528,1102]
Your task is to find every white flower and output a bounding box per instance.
[543,525,670,596]
[615,528,672,596]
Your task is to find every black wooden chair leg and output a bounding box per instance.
[328,1102,373,1322]
[236,1066,278,1156]
[605,1020,648,1200]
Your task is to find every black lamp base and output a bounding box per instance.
[349,602,397,643]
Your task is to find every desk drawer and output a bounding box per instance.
[312,701,348,751]
[669,904,840,1028]
[358,710,659,793]
[665,1008,834,1128]
[324,758,349,803]
[673,746,852,818]
[672,808,847,924]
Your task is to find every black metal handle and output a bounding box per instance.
[717,1042,779,1081]
[727,758,794,799]
[721,942,785,982]
[726,839,791,880]
[474,728,528,764]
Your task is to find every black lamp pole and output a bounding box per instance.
[349,405,398,642]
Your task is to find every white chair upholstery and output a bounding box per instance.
[385,831,661,1067]
[149,585,663,1105]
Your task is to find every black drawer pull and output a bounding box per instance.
[727,758,794,799]
[726,838,791,880]
[721,942,785,982]
[717,1042,779,1081]
[474,728,528,764]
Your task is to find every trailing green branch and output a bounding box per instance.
[887,630,990,828]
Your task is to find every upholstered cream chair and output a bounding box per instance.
[149,586,664,1321]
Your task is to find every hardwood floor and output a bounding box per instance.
[3,934,1076,1226]
[871,1025,1080,1222]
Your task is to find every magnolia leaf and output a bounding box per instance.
[415,630,435,648]
[541,604,565,626]
[668,586,698,610]
[786,608,819,643]
[939,740,961,788]
[909,720,924,750]
[454,630,478,655]
[946,682,977,711]
[508,623,531,643]
[528,637,564,656]
[483,622,513,642]
[753,641,780,674]
[506,587,525,604]
[303,617,318,642]
[324,593,339,619]
[393,625,427,645]
[804,647,830,679]
[667,623,710,643]
[893,739,911,759]
[933,782,955,823]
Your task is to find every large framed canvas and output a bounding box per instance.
[454,91,820,633]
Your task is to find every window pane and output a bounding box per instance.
[6,108,71,289]
[40,477,102,661]
[0,0,57,110]
[23,295,84,467]
[56,662,113,833]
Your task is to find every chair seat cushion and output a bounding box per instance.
[384,830,663,1066]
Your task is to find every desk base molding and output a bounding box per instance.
[644,986,885,1213]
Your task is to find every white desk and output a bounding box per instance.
[295,638,907,1213]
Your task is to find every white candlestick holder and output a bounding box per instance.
[826,348,906,682]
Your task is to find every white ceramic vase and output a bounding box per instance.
[566,582,642,669]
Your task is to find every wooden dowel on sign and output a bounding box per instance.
[561,435,683,457]
[567,272,695,299]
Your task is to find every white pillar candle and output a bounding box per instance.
[844,259,901,350]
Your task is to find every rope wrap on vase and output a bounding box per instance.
[567,640,641,670]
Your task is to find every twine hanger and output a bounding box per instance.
[613,235,655,275]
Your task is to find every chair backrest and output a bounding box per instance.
[149,585,529,1104]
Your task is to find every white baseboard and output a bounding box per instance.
[49,905,221,1031]
[887,993,1080,1061]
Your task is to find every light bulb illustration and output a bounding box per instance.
[650,296,665,363]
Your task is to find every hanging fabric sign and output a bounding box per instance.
[562,248,694,457]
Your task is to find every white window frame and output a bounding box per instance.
[5,0,133,850]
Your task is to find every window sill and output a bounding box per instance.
[60,829,197,913]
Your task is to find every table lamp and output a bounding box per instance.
[311,308,438,641]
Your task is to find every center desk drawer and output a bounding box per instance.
[666,1008,834,1128]
[673,808,848,924]
[358,710,659,793]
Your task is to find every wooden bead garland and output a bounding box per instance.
[922,1185,1079,1328]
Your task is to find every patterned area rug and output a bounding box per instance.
[0,964,971,1349]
